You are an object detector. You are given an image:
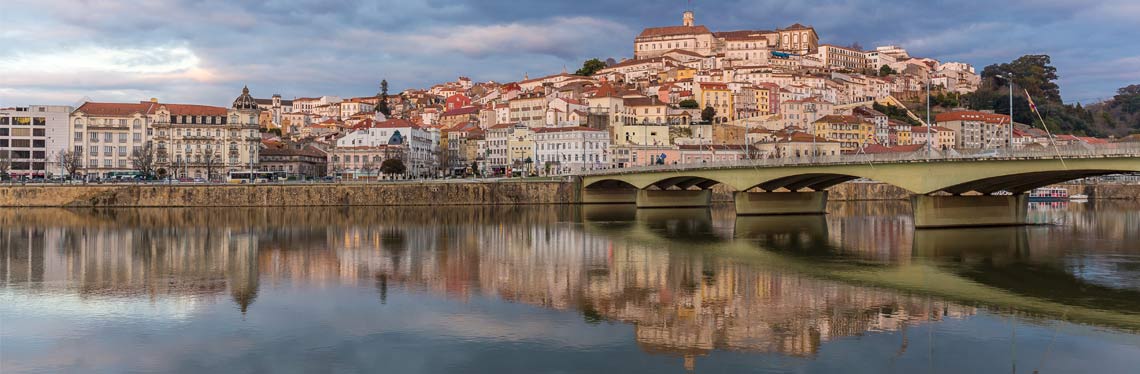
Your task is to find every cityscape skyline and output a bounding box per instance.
[2,0,1138,107]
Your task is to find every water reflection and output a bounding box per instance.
[3,202,1140,371]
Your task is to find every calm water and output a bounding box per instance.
[2,201,1140,373]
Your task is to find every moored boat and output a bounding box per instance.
[1029,187,1069,202]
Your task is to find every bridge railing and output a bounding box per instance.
[577,143,1140,176]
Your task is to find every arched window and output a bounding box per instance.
[132,119,141,129]
[74,119,84,128]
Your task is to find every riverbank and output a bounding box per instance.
[0,181,1135,207]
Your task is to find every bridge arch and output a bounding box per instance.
[644,175,728,190]
[936,169,1128,195]
[583,179,638,190]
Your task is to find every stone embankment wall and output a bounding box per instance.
[1,181,1134,207]
[0,182,577,207]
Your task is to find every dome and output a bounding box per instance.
[232,86,259,110]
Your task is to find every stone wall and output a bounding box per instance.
[1055,183,1140,200]
[0,181,577,207]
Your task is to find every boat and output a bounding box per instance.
[1029,187,1069,202]
[1070,193,1089,201]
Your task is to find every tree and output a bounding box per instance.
[980,54,1061,103]
[202,148,220,181]
[847,42,863,51]
[678,99,700,109]
[1113,84,1140,114]
[380,158,406,176]
[57,149,83,180]
[131,143,157,178]
[575,58,607,76]
[469,161,480,177]
[0,150,10,180]
[376,80,391,117]
[878,65,896,76]
[701,106,717,123]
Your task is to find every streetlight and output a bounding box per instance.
[995,74,1015,149]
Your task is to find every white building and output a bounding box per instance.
[0,105,72,178]
[335,117,439,176]
[533,126,610,174]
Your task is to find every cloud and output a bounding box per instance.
[1,0,1138,106]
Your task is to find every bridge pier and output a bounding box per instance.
[734,191,829,215]
[912,194,1029,228]
[581,188,637,204]
[636,189,712,208]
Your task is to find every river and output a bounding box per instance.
[2,201,1139,373]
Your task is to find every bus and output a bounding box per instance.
[227,171,286,184]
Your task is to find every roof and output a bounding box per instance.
[781,23,814,31]
[623,97,663,106]
[814,115,868,124]
[440,106,480,117]
[534,126,604,133]
[161,103,228,116]
[935,111,1009,124]
[698,82,729,90]
[361,118,420,130]
[75,102,156,116]
[661,49,710,58]
[636,25,711,39]
[260,145,327,158]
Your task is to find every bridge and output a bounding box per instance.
[578,145,1140,228]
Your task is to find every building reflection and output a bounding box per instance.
[7,203,1138,362]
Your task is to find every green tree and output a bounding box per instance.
[1113,84,1140,114]
[701,106,717,123]
[575,58,607,76]
[376,80,391,117]
[878,65,896,76]
[380,158,406,175]
[678,99,700,109]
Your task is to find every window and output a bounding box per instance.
[74,119,84,128]
[12,117,31,126]
[104,159,112,167]
[89,147,97,156]
[119,146,127,155]
[0,117,7,125]
[119,133,127,143]
[11,139,30,147]
[33,140,44,148]
[104,133,113,142]
[132,119,141,129]
[33,117,46,126]
[0,128,6,136]
[89,160,98,167]
[33,128,45,137]
[133,133,142,142]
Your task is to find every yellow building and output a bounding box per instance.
[698,82,733,123]
[507,126,534,172]
[813,115,875,153]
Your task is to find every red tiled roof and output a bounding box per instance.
[637,25,711,39]
[75,102,156,116]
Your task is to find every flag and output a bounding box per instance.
[1024,89,1038,114]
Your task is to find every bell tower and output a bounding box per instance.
[682,10,694,27]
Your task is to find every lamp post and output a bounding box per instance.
[995,74,1015,149]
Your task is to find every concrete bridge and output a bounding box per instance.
[579,146,1140,228]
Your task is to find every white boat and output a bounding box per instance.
[1070,194,1089,201]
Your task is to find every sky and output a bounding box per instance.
[2,0,1138,108]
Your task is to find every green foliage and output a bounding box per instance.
[678,99,700,109]
[961,54,1135,136]
[878,65,896,76]
[575,58,607,76]
[701,106,717,123]
[1114,84,1140,114]
[872,102,921,126]
[380,158,406,175]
